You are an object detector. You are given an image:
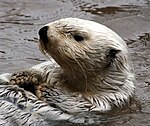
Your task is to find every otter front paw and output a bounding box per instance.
[10,71,42,95]
[36,83,48,101]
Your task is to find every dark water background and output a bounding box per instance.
[0,0,150,125]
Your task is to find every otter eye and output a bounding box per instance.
[73,34,84,42]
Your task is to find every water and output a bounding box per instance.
[0,0,150,125]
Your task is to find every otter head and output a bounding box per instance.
[38,18,134,94]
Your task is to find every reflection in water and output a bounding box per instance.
[80,5,140,15]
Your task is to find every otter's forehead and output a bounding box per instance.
[45,18,126,45]
[46,18,108,33]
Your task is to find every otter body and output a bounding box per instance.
[0,18,135,124]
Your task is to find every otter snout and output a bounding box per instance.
[39,26,49,44]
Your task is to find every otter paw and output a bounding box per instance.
[36,83,48,101]
[10,71,41,94]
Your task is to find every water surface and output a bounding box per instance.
[0,0,150,125]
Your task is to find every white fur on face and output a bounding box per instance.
[40,18,129,75]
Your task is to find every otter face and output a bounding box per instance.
[39,18,128,77]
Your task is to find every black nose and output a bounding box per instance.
[38,26,49,44]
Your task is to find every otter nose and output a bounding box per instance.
[38,26,49,44]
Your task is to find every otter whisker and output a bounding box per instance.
[73,58,88,92]
[39,43,53,61]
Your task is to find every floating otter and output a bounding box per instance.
[0,18,135,124]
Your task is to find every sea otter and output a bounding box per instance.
[0,18,135,124]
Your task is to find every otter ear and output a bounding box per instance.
[108,48,121,59]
